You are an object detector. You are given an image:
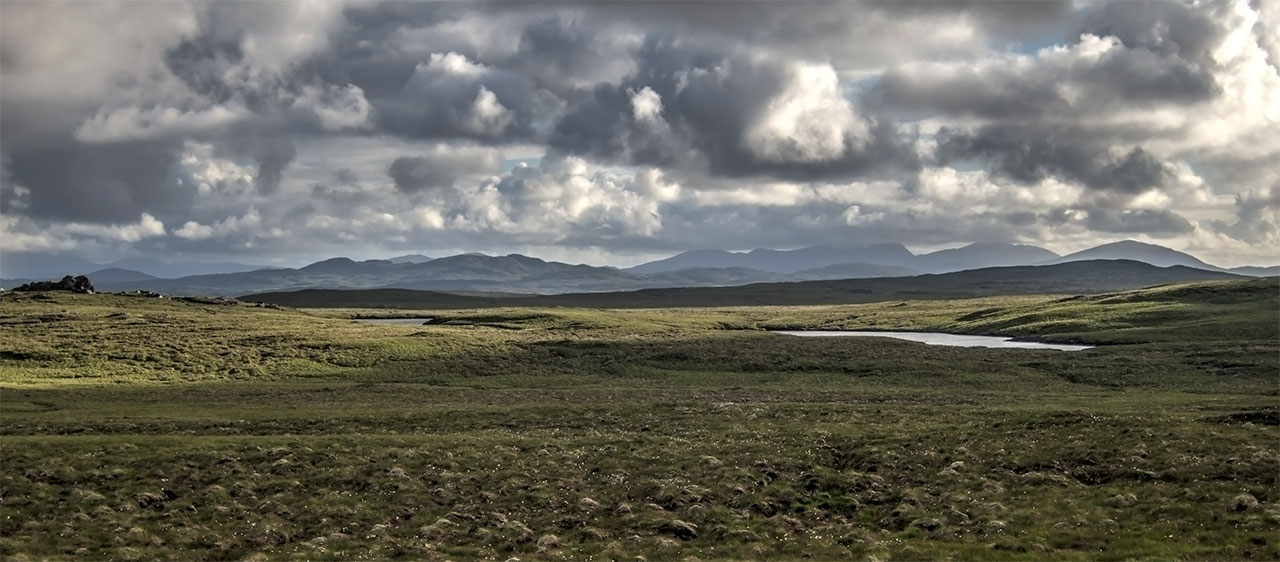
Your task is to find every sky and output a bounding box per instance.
[1,0,1277,268]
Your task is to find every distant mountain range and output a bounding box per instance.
[243,260,1247,309]
[628,243,919,274]
[0,252,266,280]
[2,240,1274,296]
[387,254,434,264]
[631,240,1269,276]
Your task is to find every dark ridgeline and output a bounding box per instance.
[241,260,1249,309]
[3,240,1275,297]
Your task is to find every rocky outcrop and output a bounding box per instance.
[14,275,95,294]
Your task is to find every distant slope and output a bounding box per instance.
[792,262,921,280]
[103,257,263,278]
[388,254,433,264]
[86,268,158,284]
[630,240,1279,278]
[36,240,1273,297]
[100,254,806,295]
[243,260,1243,309]
[532,260,1243,308]
[0,251,261,279]
[1045,240,1218,270]
[626,249,743,273]
[242,288,502,309]
[628,244,916,274]
[944,277,1280,344]
[639,267,795,286]
[916,243,1059,273]
[1229,265,1280,277]
[630,242,1065,275]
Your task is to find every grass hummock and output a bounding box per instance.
[1,278,1277,560]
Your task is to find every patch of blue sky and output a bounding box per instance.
[502,156,542,172]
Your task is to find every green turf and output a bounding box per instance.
[1,278,1277,560]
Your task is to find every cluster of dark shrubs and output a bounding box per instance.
[13,275,95,294]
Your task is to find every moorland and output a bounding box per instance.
[1,277,1277,560]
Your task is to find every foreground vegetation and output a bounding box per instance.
[1,278,1277,560]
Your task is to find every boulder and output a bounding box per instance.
[14,275,94,294]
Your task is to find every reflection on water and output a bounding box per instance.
[774,330,1092,351]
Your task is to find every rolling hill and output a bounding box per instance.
[242,259,1245,309]
[627,244,917,274]
[1043,240,1218,269]
[790,262,922,279]
[86,268,159,284]
[8,239,1275,297]
[0,251,264,280]
[915,243,1060,273]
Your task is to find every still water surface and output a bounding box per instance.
[775,330,1092,351]
[353,319,1091,351]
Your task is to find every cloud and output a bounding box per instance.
[935,126,1173,198]
[235,135,298,195]
[740,61,871,164]
[1,0,1277,268]
[461,87,514,135]
[291,85,375,131]
[73,105,250,143]
[870,32,1220,119]
[375,51,542,141]
[629,86,663,123]
[549,40,918,181]
[173,221,215,240]
[1081,208,1195,235]
[171,209,263,241]
[1211,184,1280,244]
[386,145,501,193]
[4,142,182,223]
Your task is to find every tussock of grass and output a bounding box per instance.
[1,279,1277,559]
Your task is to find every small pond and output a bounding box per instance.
[774,330,1092,351]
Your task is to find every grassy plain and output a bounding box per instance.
[1,278,1277,560]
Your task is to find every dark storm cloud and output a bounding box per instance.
[869,37,1221,120]
[246,136,297,194]
[871,48,1219,119]
[549,38,919,181]
[1082,208,1195,235]
[374,53,542,141]
[386,148,500,193]
[163,37,246,106]
[936,125,1172,196]
[1074,1,1229,66]
[4,143,181,223]
[311,169,376,208]
[511,13,636,91]
[1211,183,1280,243]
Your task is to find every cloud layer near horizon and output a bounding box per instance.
[1,0,1277,267]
